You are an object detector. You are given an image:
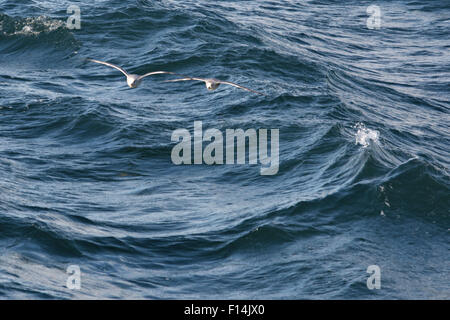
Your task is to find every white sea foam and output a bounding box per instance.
[7,16,65,36]
[354,122,379,148]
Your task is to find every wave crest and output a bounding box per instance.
[0,14,67,37]
[354,122,380,148]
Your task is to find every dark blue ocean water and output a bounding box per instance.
[0,0,449,299]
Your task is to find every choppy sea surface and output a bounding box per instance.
[0,0,449,299]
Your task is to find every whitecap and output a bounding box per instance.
[354,122,379,148]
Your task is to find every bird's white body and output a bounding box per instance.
[126,74,141,88]
[205,79,221,90]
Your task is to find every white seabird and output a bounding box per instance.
[164,76,266,95]
[87,58,174,88]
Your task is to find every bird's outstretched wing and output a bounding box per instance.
[219,81,266,95]
[164,77,207,83]
[87,59,129,77]
[138,71,175,80]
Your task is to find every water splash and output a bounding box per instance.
[0,14,66,37]
[354,122,379,148]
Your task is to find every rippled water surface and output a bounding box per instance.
[0,0,449,299]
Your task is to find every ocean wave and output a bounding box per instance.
[0,13,79,57]
[0,14,65,36]
[0,0,448,299]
